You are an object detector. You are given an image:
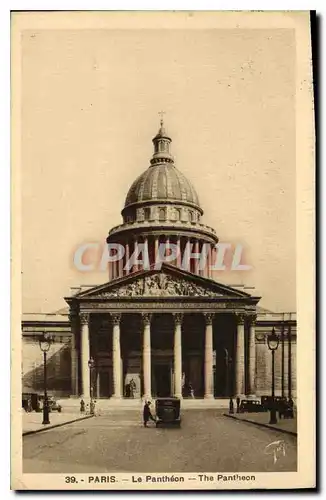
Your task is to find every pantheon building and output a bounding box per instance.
[22,121,297,404]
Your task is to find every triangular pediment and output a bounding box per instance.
[72,264,254,301]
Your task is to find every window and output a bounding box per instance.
[159,208,166,221]
[170,208,177,221]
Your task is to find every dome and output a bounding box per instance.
[124,119,201,212]
[124,163,201,210]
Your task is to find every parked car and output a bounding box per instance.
[239,399,266,413]
[155,398,181,427]
[261,396,294,418]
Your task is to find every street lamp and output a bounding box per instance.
[39,332,52,425]
[267,328,279,425]
[224,348,234,414]
[88,357,95,415]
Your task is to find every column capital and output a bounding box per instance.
[247,313,257,326]
[69,309,78,324]
[142,313,152,326]
[236,312,245,325]
[204,313,214,325]
[111,313,121,325]
[173,313,183,325]
[80,312,90,325]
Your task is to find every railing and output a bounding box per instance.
[108,220,217,237]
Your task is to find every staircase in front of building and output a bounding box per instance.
[57,397,230,412]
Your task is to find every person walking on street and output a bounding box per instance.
[80,399,85,414]
[143,401,156,427]
[236,396,241,413]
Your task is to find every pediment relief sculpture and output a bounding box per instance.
[92,273,222,299]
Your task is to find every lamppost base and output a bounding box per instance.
[42,406,50,425]
[269,410,278,425]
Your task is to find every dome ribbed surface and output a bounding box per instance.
[124,164,200,208]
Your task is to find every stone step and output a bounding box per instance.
[57,397,230,410]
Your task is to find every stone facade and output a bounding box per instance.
[21,121,297,401]
[22,308,297,399]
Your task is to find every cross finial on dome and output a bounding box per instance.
[158,110,166,127]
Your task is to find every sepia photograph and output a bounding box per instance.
[11,10,315,490]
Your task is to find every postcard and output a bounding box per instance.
[11,10,315,490]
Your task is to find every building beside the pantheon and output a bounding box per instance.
[22,121,297,403]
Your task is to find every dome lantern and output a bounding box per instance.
[151,115,173,165]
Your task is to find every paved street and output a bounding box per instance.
[23,410,297,473]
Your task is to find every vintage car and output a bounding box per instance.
[47,396,62,412]
[239,399,266,413]
[261,396,294,418]
[155,397,181,427]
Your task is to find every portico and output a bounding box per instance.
[66,265,259,401]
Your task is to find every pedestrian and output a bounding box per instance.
[27,398,32,413]
[236,396,241,413]
[143,401,156,427]
[130,378,136,398]
[188,382,195,399]
[80,399,85,414]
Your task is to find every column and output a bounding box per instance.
[154,237,159,266]
[204,313,214,399]
[144,236,149,271]
[176,237,181,267]
[118,243,123,278]
[134,238,139,272]
[248,314,257,395]
[125,242,130,276]
[110,246,116,280]
[236,313,245,396]
[184,238,191,271]
[69,311,78,396]
[111,314,122,398]
[166,237,170,264]
[207,244,212,278]
[142,313,152,400]
[80,312,90,399]
[173,313,183,398]
[200,242,208,277]
[211,246,216,280]
[194,240,199,275]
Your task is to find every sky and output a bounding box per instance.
[21,26,296,313]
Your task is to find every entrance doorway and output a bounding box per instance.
[98,371,112,398]
[154,364,171,397]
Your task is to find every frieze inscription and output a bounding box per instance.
[82,302,243,311]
